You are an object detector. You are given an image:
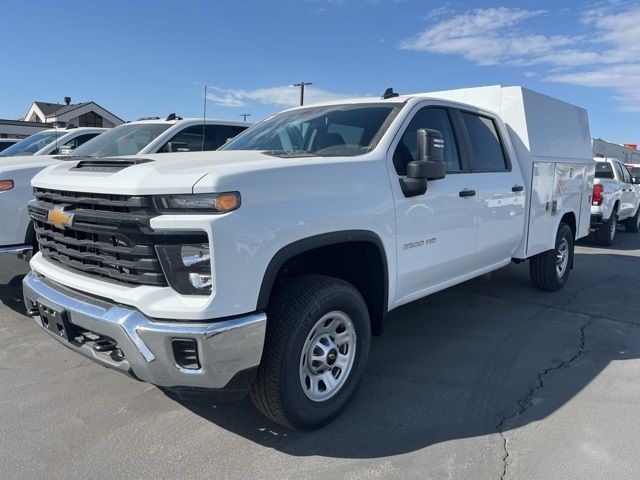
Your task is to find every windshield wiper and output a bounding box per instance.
[262,150,315,158]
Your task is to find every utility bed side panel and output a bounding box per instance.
[526,162,556,256]
[580,163,596,237]
[525,162,592,257]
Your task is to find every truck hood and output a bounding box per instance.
[0,155,59,175]
[30,151,303,195]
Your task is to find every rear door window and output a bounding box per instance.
[613,162,626,182]
[460,112,509,171]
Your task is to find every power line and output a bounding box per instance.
[239,113,252,122]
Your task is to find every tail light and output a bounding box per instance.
[592,184,604,206]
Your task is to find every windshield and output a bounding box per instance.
[71,123,172,157]
[222,103,401,157]
[0,131,64,157]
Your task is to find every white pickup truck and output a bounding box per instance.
[590,158,640,245]
[0,116,249,267]
[23,86,595,430]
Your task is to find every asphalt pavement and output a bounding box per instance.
[1,232,639,480]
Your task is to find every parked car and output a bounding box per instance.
[0,138,20,152]
[0,126,106,157]
[0,115,249,265]
[590,158,640,245]
[624,163,640,183]
[23,86,594,430]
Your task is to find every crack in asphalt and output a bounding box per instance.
[495,315,592,480]
[472,277,612,480]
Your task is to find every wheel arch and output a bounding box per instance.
[257,230,389,336]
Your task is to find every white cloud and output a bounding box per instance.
[400,5,640,110]
[206,85,352,108]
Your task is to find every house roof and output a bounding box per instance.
[44,102,92,117]
[29,100,125,124]
[33,102,70,116]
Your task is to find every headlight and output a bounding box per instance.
[156,243,213,295]
[154,192,240,213]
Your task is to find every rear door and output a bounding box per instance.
[457,110,526,267]
[389,104,478,301]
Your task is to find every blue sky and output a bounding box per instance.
[2,0,639,144]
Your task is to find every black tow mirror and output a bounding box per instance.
[400,129,447,197]
[167,141,190,153]
[409,128,446,180]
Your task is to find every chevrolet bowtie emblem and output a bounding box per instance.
[47,206,75,229]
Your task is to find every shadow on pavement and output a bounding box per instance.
[0,275,26,316]
[168,245,640,459]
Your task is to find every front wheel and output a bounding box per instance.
[530,222,574,291]
[625,207,640,233]
[250,275,371,430]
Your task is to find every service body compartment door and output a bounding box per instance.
[526,162,590,256]
[526,162,557,256]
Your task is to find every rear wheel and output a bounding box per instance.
[625,207,640,233]
[250,274,371,430]
[595,210,617,246]
[530,222,574,291]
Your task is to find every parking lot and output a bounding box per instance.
[1,232,639,480]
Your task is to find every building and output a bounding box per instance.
[592,138,640,164]
[0,97,124,139]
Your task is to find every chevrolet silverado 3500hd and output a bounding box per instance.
[23,86,595,430]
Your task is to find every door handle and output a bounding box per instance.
[512,185,524,192]
[459,189,476,198]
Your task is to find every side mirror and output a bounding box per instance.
[400,129,447,197]
[167,141,190,153]
[632,177,640,185]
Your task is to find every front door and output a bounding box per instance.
[389,105,478,303]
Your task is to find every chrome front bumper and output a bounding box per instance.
[23,272,266,392]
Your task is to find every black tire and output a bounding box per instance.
[595,210,617,246]
[249,274,371,430]
[530,222,574,292]
[625,207,640,233]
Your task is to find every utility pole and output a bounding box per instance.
[239,113,252,122]
[292,81,312,106]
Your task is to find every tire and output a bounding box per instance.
[250,274,371,430]
[595,210,617,246]
[530,222,574,292]
[625,207,640,233]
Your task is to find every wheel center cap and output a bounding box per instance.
[327,349,338,365]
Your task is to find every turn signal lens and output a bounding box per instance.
[0,180,14,191]
[213,193,240,212]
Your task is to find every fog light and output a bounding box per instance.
[156,242,213,295]
[189,272,212,290]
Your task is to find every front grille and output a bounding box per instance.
[29,188,167,287]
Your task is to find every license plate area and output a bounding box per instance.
[36,300,79,341]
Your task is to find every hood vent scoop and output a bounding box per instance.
[71,157,154,173]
